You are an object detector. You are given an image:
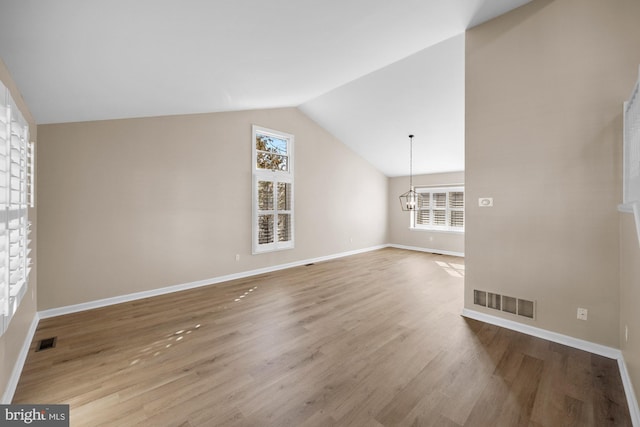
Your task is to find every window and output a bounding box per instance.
[0,81,34,336]
[624,67,640,206]
[412,186,464,232]
[623,68,640,245]
[252,125,294,253]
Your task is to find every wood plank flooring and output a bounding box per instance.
[13,248,631,426]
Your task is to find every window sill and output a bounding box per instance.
[409,227,464,235]
[252,244,295,255]
[618,203,635,213]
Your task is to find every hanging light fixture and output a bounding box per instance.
[399,134,423,211]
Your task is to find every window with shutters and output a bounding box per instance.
[412,186,464,232]
[0,81,34,336]
[252,125,294,253]
[622,67,640,246]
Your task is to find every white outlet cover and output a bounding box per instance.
[577,308,588,320]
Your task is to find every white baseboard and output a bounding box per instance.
[462,308,620,359]
[39,245,388,319]
[462,308,640,427]
[2,312,39,404]
[388,243,464,257]
[618,355,640,427]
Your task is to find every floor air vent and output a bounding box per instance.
[474,290,535,319]
[36,337,57,352]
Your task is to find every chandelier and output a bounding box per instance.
[398,134,423,211]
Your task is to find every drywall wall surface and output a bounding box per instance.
[465,0,640,347]
[388,171,464,254]
[0,57,37,402]
[37,107,388,309]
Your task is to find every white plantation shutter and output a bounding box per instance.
[432,192,447,226]
[255,178,293,248]
[623,68,640,247]
[0,82,33,336]
[252,125,294,253]
[416,195,430,225]
[276,182,292,242]
[413,186,464,232]
[257,180,274,245]
[449,191,464,228]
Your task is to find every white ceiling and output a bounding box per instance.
[0,0,530,176]
[300,34,465,176]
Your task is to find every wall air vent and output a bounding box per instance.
[473,290,535,320]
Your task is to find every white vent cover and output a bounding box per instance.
[473,289,535,320]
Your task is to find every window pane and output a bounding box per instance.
[257,181,273,210]
[256,152,289,172]
[273,155,288,171]
[419,194,430,209]
[278,214,291,242]
[277,182,292,210]
[433,193,446,208]
[256,134,288,155]
[433,209,446,225]
[256,152,272,170]
[258,214,274,244]
[450,210,464,228]
[416,210,430,225]
[449,192,464,209]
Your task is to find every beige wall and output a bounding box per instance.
[0,58,37,402]
[465,0,640,348]
[620,212,640,408]
[37,107,388,310]
[388,171,464,255]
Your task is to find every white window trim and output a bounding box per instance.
[408,226,464,235]
[252,125,294,254]
[622,66,640,247]
[623,66,640,206]
[411,185,465,233]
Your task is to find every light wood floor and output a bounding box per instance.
[14,248,631,426]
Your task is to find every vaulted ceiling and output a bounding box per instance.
[0,0,530,176]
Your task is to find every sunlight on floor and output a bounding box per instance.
[235,286,258,302]
[435,261,465,278]
[130,323,202,366]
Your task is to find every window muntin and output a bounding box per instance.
[412,186,464,232]
[252,126,294,253]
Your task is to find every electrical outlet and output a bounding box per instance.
[577,307,588,321]
[235,254,240,262]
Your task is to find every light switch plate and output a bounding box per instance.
[478,197,493,207]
